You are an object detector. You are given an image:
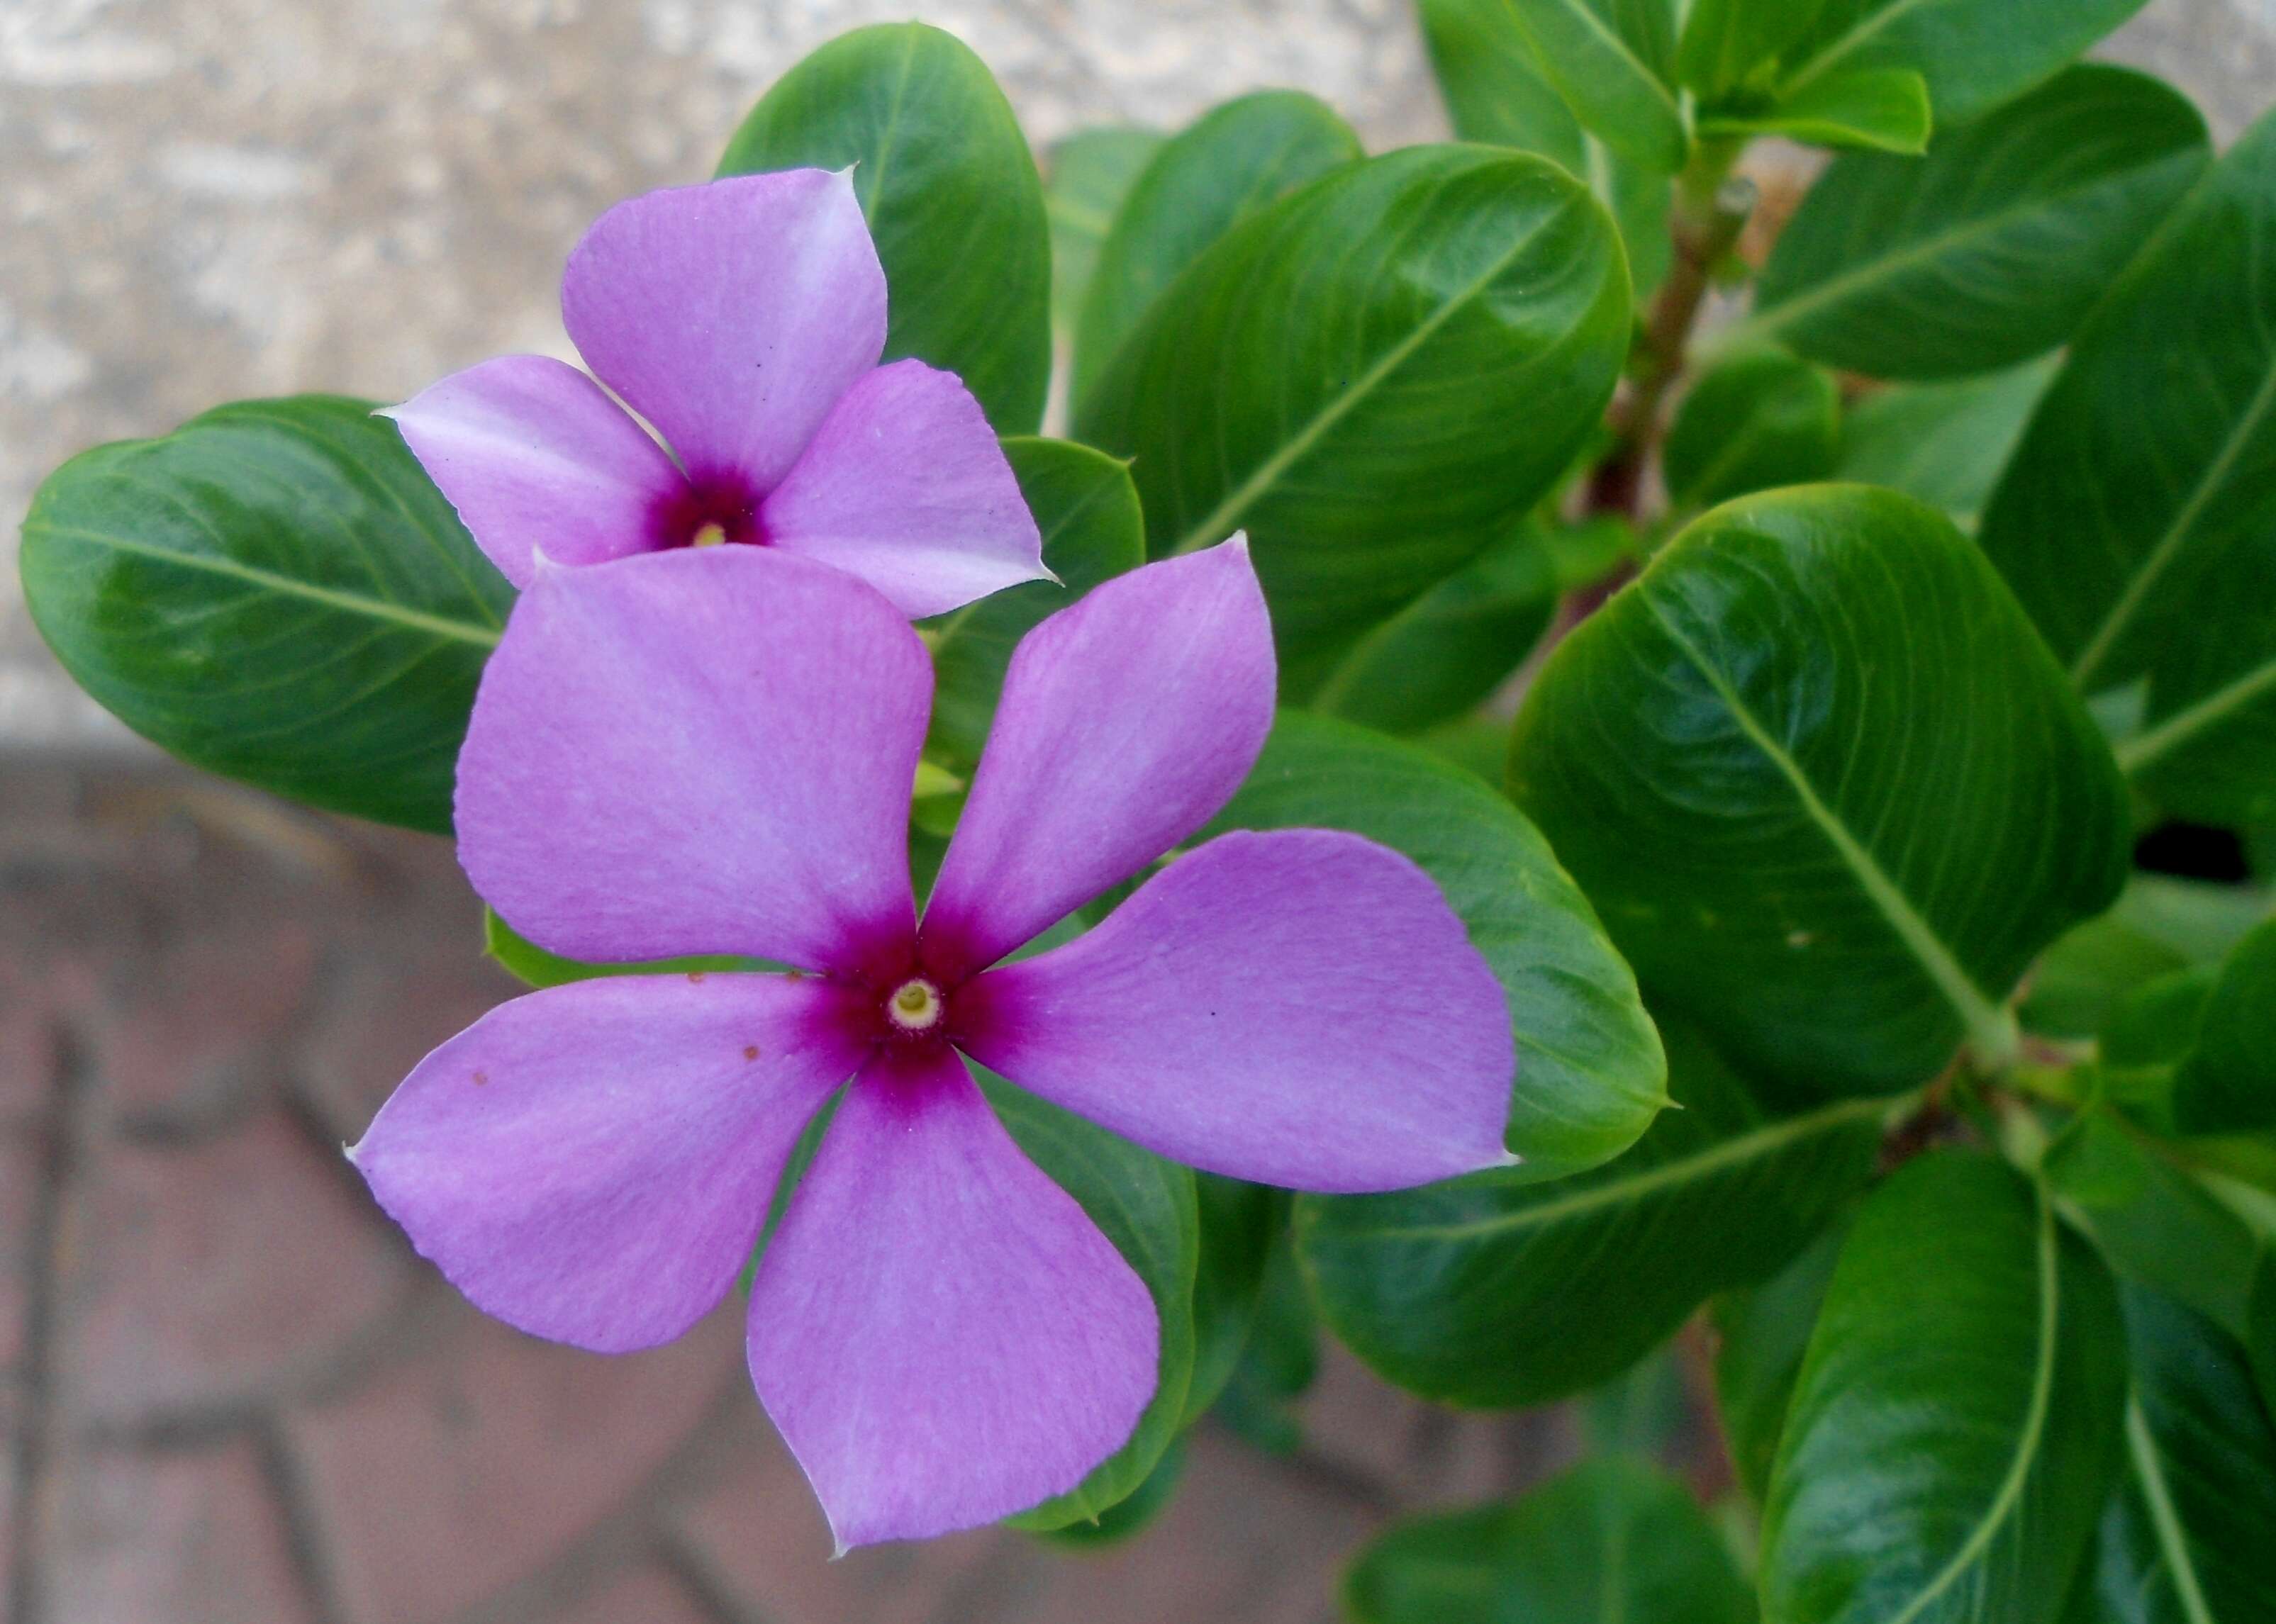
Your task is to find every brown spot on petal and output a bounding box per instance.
[742,1046,759,1062]
[472,1070,489,1086]
[686,970,706,984]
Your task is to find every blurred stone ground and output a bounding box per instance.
[0,762,1631,1624]
[2,2,2272,1620]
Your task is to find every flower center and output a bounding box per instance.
[886,978,944,1034]
[652,472,764,551]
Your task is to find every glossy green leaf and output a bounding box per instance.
[2024,875,2271,1041]
[1505,0,1689,174]
[1298,1017,1880,1408]
[2095,1286,2276,1624]
[1510,485,2131,1099]
[1663,349,1841,510]
[19,396,510,833]
[1836,357,2058,533]
[1310,522,1559,735]
[1342,1456,1756,1624]
[2043,1110,2262,1341]
[1677,0,1829,99]
[1046,128,1164,332]
[1419,0,1673,299]
[1774,0,2153,130]
[987,1073,1199,1531]
[1746,67,2208,380]
[1076,145,1631,690]
[2246,1258,2276,1418]
[1712,1221,1848,1503]
[1212,710,1667,1180]
[1701,66,1930,154]
[1985,109,2276,829]
[923,437,1144,771]
[1071,91,1361,408]
[716,23,1050,434]
[483,907,762,990]
[1761,1153,2128,1624]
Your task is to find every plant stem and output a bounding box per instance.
[1588,146,1756,518]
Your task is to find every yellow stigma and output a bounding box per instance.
[691,520,728,547]
[888,978,943,1032]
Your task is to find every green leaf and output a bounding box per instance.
[922,437,1144,771]
[1712,1221,1848,1503]
[986,1073,1199,1532]
[2024,875,2272,1041]
[1342,1456,1756,1624]
[2172,923,2276,1135]
[1075,145,1631,690]
[1310,522,1559,735]
[1505,0,1689,174]
[2043,1110,2263,1342]
[1775,0,2154,130]
[482,907,763,989]
[1663,348,1842,510]
[1184,1174,1284,1424]
[715,23,1050,434]
[1509,485,2131,1099]
[1745,66,2209,380]
[1701,66,1931,154]
[2096,1286,2276,1624]
[1836,357,2060,533]
[1985,108,2276,829]
[1761,1153,2128,1624]
[1420,0,1590,160]
[1071,91,1361,409]
[18,396,511,833]
[1677,0,1831,100]
[1035,1437,1187,1549]
[1297,1017,1882,1408]
[1417,0,1674,299]
[1211,1225,1319,1454]
[1212,710,1668,1180]
[1045,128,1164,332]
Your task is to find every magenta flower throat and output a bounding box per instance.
[347,540,1517,1550]
[383,167,1049,617]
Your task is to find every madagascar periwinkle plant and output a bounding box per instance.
[18,0,2276,1614]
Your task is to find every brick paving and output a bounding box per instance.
[0,763,1575,1624]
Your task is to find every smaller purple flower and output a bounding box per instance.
[348,541,1515,1550]
[383,168,1049,617]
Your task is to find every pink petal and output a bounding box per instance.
[349,973,864,1353]
[959,829,1515,1192]
[381,354,684,589]
[747,1048,1158,1550]
[761,359,1050,618]
[562,169,886,494]
[920,540,1275,979]
[456,547,925,975]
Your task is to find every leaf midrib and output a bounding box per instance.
[1525,0,1683,126]
[1643,595,2018,1057]
[2124,1394,2219,1624]
[1744,149,2197,347]
[1882,1187,2066,1624]
[1779,0,1938,101]
[2070,346,2276,689]
[1168,191,1583,556]
[2115,654,2276,775]
[1339,1092,1892,1245]
[24,522,502,649]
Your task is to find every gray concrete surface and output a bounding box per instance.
[1,0,2268,749]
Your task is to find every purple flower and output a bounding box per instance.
[347,539,1514,1550]
[383,168,1049,616]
